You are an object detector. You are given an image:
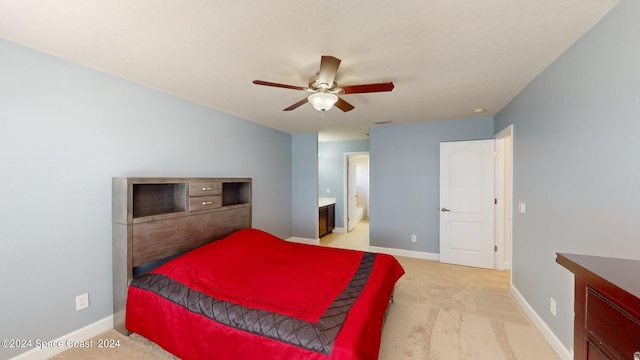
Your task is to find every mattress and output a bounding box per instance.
[126,228,404,359]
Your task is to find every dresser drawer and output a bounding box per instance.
[188,195,222,211]
[586,340,611,360]
[586,288,640,359]
[189,182,222,196]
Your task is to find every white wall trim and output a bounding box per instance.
[510,284,572,360]
[10,315,113,360]
[332,227,346,234]
[286,236,320,245]
[368,246,440,261]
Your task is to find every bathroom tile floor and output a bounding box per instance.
[319,219,369,251]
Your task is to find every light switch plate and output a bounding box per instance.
[518,202,526,214]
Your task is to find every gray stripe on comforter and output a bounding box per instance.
[130,252,376,355]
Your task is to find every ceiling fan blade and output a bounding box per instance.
[335,97,355,112]
[341,82,395,94]
[253,80,306,91]
[283,98,308,111]
[318,56,341,88]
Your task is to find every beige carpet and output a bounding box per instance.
[379,257,558,360]
[52,256,558,360]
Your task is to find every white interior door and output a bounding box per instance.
[439,139,495,269]
[347,156,358,232]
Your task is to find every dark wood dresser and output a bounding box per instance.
[556,253,640,360]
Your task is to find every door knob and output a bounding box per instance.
[441,208,451,212]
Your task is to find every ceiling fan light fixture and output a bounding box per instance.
[308,92,338,112]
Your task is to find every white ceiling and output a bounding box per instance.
[0,0,619,142]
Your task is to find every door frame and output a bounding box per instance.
[343,151,370,233]
[494,124,514,271]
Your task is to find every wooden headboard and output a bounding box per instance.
[112,177,252,334]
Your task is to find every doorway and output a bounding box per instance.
[346,153,369,232]
[495,125,513,270]
[438,127,514,271]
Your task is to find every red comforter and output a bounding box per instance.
[126,228,404,359]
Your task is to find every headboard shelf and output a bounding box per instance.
[112,177,252,334]
[130,203,251,224]
[132,183,187,218]
[222,181,251,206]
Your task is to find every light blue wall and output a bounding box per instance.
[4,1,636,356]
[318,139,369,229]
[291,133,319,239]
[369,117,494,252]
[495,0,638,352]
[0,39,292,359]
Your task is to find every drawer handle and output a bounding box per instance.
[202,187,213,191]
[202,201,213,206]
[634,351,640,360]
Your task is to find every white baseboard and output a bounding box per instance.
[510,285,572,360]
[286,236,319,245]
[332,227,346,234]
[10,315,113,360]
[368,246,440,261]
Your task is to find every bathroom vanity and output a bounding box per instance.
[319,198,336,237]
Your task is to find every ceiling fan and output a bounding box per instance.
[252,55,394,112]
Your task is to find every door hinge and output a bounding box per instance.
[494,245,498,252]
[494,198,497,205]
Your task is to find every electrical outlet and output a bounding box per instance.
[411,234,417,242]
[76,293,89,311]
[550,297,557,317]
[326,187,330,194]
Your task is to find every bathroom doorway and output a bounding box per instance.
[345,152,369,233]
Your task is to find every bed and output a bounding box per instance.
[126,228,404,359]
[113,177,404,360]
